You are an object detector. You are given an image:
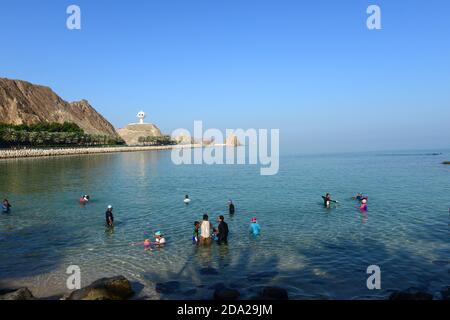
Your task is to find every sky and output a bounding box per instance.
[0,0,449,154]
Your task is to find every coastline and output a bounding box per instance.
[0,144,202,160]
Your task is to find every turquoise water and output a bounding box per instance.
[0,149,449,299]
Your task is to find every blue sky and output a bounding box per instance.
[0,0,449,153]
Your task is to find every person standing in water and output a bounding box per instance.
[105,205,114,227]
[249,217,261,236]
[228,200,235,215]
[200,214,214,245]
[2,199,12,213]
[216,215,229,245]
[323,193,331,208]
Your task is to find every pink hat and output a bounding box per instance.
[251,217,257,223]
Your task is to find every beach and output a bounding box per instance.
[0,144,202,160]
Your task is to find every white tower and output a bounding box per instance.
[137,111,146,124]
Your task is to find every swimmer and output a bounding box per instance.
[184,195,191,204]
[322,193,338,208]
[354,193,368,202]
[2,199,12,213]
[105,205,114,227]
[79,195,90,205]
[199,214,214,245]
[193,221,200,243]
[228,200,235,215]
[216,215,229,245]
[249,217,261,236]
[154,231,166,245]
[131,239,153,251]
[360,199,368,211]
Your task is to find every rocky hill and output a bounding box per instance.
[116,123,162,146]
[0,78,118,137]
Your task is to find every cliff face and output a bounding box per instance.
[0,78,118,137]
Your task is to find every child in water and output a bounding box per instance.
[193,221,200,243]
[249,217,261,236]
[130,238,153,251]
[360,199,368,211]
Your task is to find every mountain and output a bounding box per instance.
[0,78,118,137]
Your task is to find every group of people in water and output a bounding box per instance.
[77,193,260,250]
[189,198,260,246]
[322,192,369,211]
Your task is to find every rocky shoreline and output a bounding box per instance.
[1,275,449,300]
[0,144,202,160]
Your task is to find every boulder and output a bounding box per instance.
[440,286,450,300]
[67,276,134,300]
[155,281,181,294]
[0,288,34,300]
[260,287,289,300]
[200,267,219,275]
[214,288,240,300]
[389,288,433,300]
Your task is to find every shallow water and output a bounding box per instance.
[0,149,449,299]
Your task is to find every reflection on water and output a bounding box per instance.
[0,150,450,299]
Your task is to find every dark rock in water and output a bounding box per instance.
[200,267,219,275]
[67,276,134,300]
[208,283,226,290]
[443,161,450,165]
[389,288,433,300]
[155,281,180,294]
[0,288,34,300]
[182,289,197,296]
[432,260,449,266]
[260,287,289,300]
[441,287,450,300]
[214,288,240,300]
[247,271,278,282]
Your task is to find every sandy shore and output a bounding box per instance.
[0,144,202,160]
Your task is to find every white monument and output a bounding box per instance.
[137,111,146,124]
[117,110,162,145]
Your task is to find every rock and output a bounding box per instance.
[260,287,289,300]
[247,271,278,282]
[214,288,240,300]
[200,267,219,275]
[443,161,450,165]
[208,283,226,290]
[0,78,118,137]
[0,288,34,300]
[182,289,197,296]
[173,133,194,145]
[389,288,433,300]
[440,287,450,300]
[155,281,181,294]
[116,123,162,146]
[67,276,134,300]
